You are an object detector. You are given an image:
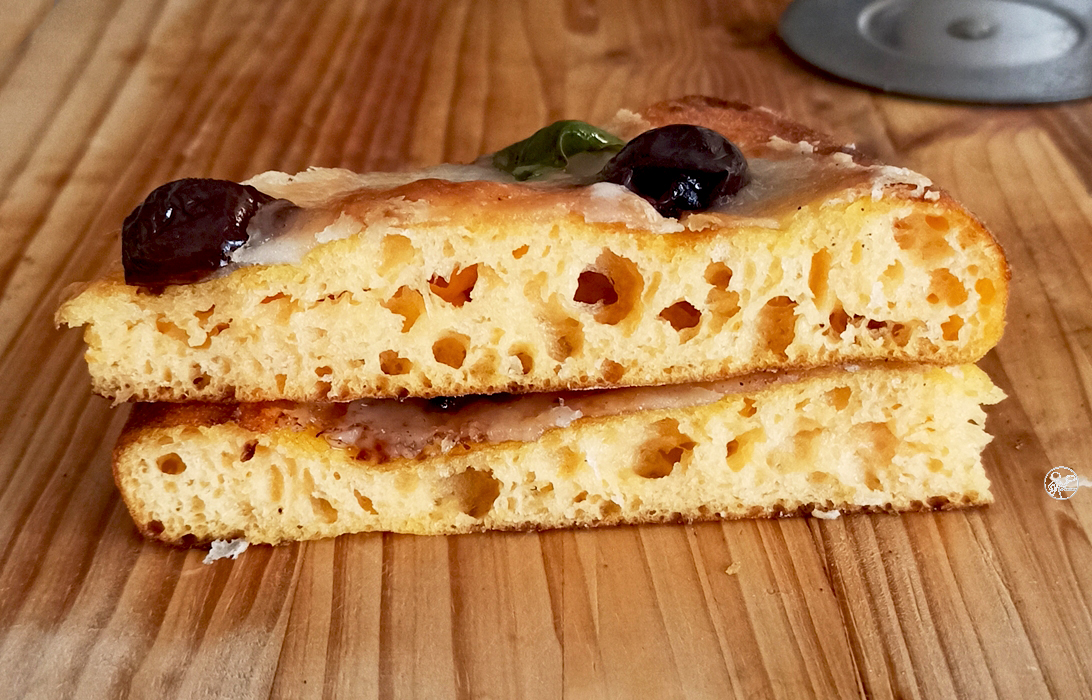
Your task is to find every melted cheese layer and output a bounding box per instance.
[231,138,935,269]
[281,371,800,462]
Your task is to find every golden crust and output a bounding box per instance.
[132,500,984,548]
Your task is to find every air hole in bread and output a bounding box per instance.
[154,316,189,343]
[157,453,186,475]
[892,321,924,347]
[776,428,822,473]
[705,261,733,290]
[600,359,625,383]
[354,490,378,515]
[975,278,996,305]
[894,213,955,263]
[856,422,897,487]
[512,244,529,259]
[429,265,478,306]
[507,346,534,375]
[659,301,701,336]
[315,366,332,377]
[929,269,968,306]
[827,386,852,410]
[469,350,498,379]
[926,215,950,231]
[270,466,284,502]
[881,261,905,299]
[577,251,644,326]
[146,520,164,536]
[941,315,964,341]
[382,286,426,332]
[726,429,763,472]
[316,381,332,398]
[556,447,586,479]
[433,334,469,369]
[194,306,215,325]
[546,316,584,362]
[193,373,210,389]
[634,419,696,479]
[180,534,198,547]
[600,500,622,518]
[758,296,798,360]
[241,441,257,462]
[574,271,618,306]
[739,398,757,417]
[311,496,338,524]
[380,350,413,375]
[828,307,849,337]
[259,293,302,322]
[275,374,287,393]
[381,234,418,272]
[850,241,864,265]
[445,468,501,518]
[705,288,741,332]
[808,250,831,305]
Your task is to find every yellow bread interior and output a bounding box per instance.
[113,364,1004,545]
[56,97,1008,403]
[60,192,1006,402]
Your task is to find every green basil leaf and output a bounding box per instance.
[492,120,624,181]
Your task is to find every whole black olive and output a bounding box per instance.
[121,178,275,286]
[598,124,750,218]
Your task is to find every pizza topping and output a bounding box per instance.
[492,120,625,181]
[122,178,278,286]
[295,380,750,463]
[597,125,750,218]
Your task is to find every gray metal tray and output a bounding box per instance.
[779,0,1092,103]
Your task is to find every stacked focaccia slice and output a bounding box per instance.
[58,96,1008,545]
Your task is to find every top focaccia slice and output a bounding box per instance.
[57,96,1008,403]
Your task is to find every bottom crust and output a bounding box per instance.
[112,364,1004,546]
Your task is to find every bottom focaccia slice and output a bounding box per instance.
[114,363,1003,545]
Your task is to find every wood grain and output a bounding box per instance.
[2,0,1091,697]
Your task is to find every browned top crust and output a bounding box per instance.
[242,96,888,231]
[639,96,868,160]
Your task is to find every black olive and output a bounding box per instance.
[598,124,750,218]
[121,178,275,286]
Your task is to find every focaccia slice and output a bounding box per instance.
[113,363,1003,545]
[58,97,1008,402]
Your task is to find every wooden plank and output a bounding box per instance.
[1,1,1091,698]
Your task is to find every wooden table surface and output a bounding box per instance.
[3,1,1092,697]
